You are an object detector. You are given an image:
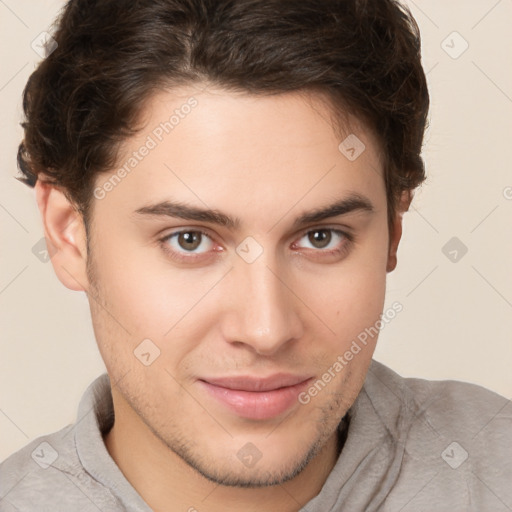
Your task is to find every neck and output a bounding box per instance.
[103,389,343,512]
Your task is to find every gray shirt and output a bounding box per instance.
[1,360,511,511]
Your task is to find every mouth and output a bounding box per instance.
[196,374,313,420]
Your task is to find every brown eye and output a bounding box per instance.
[293,228,352,258]
[161,229,215,257]
[177,231,203,251]
[308,229,332,249]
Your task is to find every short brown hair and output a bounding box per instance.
[17,0,429,234]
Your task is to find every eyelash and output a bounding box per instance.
[158,227,354,263]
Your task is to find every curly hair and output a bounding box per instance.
[17,0,429,233]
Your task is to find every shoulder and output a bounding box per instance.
[367,358,511,429]
[0,427,118,511]
[365,360,512,509]
[364,359,512,465]
[0,425,85,509]
[0,375,122,511]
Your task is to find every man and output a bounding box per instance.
[1,0,510,510]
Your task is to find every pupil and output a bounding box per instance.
[309,230,331,249]
[179,231,201,250]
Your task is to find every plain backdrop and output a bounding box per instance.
[1,0,511,461]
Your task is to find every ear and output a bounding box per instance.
[386,190,413,273]
[34,177,90,292]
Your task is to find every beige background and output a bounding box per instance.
[1,0,511,461]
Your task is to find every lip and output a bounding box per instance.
[197,374,312,420]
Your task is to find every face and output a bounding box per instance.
[83,85,391,486]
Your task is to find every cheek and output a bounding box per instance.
[310,265,386,342]
[91,232,204,328]
[87,234,227,372]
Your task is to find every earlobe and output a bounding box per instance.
[386,215,402,272]
[35,178,90,292]
[386,190,413,273]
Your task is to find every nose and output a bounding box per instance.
[221,254,304,356]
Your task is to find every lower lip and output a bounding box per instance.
[197,379,311,420]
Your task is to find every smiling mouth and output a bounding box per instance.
[197,374,313,420]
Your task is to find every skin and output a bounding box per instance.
[35,84,409,511]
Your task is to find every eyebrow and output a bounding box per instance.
[133,193,374,230]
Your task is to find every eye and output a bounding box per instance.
[293,228,352,256]
[160,229,217,261]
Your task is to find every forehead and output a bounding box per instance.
[92,85,386,226]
